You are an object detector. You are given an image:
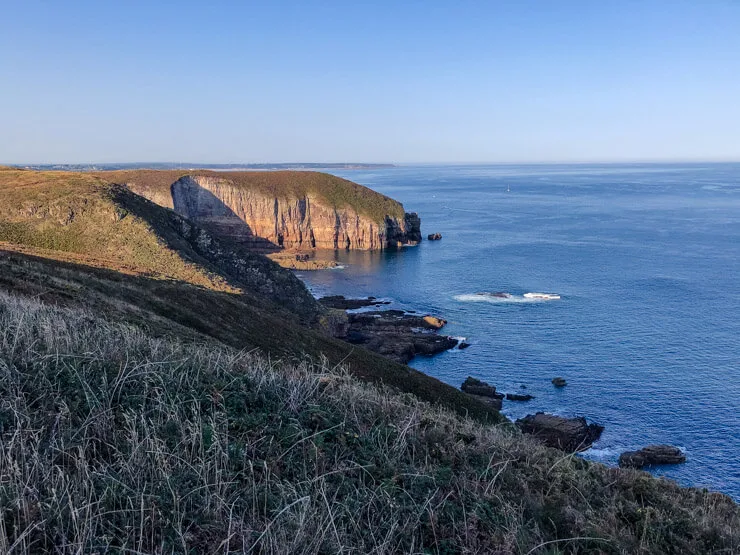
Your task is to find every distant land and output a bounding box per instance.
[14,162,396,172]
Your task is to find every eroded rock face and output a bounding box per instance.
[166,176,420,251]
[618,445,686,468]
[516,413,604,452]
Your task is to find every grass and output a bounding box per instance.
[96,169,408,224]
[0,290,737,554]
[0,248,503,423]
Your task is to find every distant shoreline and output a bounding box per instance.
[13,162,396,172]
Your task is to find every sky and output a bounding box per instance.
[2,0,739,164]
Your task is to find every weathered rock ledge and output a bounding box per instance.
[516,412,604,452]
[320,298,459,364]
[619,445,686,468]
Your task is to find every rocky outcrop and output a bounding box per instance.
[506,393,534,401]
[319,296,391,310]
[427,233,442,241]
[164,175,420,252]
[619,445,686,468]
[343,309,458,364]
[461,377,502,399]
[516,413,604,452]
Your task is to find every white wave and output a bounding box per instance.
[330,264,346,270]
[583,447,621,460]
[454,293,559,304]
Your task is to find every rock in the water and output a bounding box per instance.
[422,315,447,329]
[618,445,686,468]
[427,233,442,240]
[516,412,604,452]
[551,377,567,387]
[506,393,534,401]
[461,377,501,398]
[458,341,471,349]
[319,295,390,310]
[344,309,456,364]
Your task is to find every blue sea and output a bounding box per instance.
[298,163,740,500]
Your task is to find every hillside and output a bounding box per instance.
[1,167,738,553]
[0,168,499,422]
[0,290,737,553]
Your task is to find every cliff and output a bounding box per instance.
[98,170,421,251]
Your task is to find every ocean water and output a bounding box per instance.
[298,163,740,500]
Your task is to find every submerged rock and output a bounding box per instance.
[618,445,686,468]
[319,295,390,310]
[551,377,567,387]
[506,393,534,401]
[516,412,604,452]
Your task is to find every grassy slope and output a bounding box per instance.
[0,168,500,421]
[0,169,234,291]
[97,169,408,223]
[0,248,501,424]
[0,290,737,554]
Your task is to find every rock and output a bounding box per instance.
[461,377,500,398]
[343,309,456,364]
[458,341,471,349]
[319,295,390,310]
[516,412,604,452]
[422,315,446,329]
[506,393,534,401]
[618,445,686,469]
[427,233,442,241]
[158,175,421,251]
[552,377,567,387]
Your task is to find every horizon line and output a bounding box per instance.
[6,158,740,168]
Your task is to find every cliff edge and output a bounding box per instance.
[98,170,421,251]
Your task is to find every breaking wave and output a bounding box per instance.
[454,292,561,304]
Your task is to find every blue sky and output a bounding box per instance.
[2,0,739,163]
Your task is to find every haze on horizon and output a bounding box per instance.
[2,1,739,165]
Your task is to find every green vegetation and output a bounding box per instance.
[0,169,233,291]
[1,291,737,553]
[98,169,408,224]
[1,167,738,553]
[0,249,502,423]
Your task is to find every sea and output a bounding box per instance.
[296,163,740,500]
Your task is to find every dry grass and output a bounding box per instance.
[0,291,737,554]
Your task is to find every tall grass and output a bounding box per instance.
[0,291,737,553]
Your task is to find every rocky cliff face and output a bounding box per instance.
[163,175,420,251]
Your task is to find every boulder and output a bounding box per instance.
[422,315,447,329]
[618,445,686,469]
[461,377,500,398]
[427,233,442,241]
[552,377,567,387]
[458,341,471,349]
[506,393,534,401]
[516,412,604,452]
